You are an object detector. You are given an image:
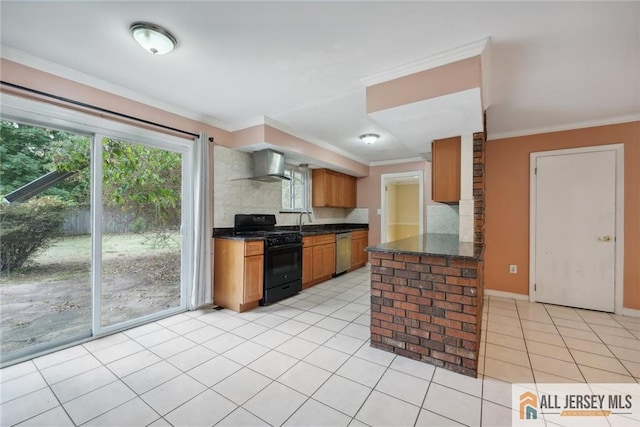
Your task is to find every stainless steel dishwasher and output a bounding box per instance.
[335,232,352,275]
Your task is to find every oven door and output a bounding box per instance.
[264,243,303,289]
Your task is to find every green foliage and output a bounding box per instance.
[131,217,149,233]
[0,120,91,203]
[0,196,75,272]
[1,121,182,236]
[102,139,182,231]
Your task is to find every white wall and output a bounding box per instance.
[213,145,368,228]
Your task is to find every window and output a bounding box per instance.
[281,166,308,211]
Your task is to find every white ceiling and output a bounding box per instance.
[1,1,638,165]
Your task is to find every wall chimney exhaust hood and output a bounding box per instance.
[250,149,290,182]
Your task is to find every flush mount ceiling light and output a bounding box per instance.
[130,22,177,55]
[359,133,380,145]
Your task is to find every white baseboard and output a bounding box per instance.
[621,307,640,318]
[484,289,530,301]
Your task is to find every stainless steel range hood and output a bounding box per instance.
[250,149,290,182]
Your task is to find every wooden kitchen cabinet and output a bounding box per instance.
[302,245,313,284]
[312,169,357,208]
[213,238,264,312]
[341,174,357,208]
[431,136,461,203]
[302,233,335,288]
[350,230,369,270]
[243,254,263,303]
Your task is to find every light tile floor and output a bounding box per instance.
[2,267,639,426]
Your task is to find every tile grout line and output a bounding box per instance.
[5,269,639,426]
[548,305,637,380]
[535,303,587,383]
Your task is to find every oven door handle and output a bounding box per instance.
[266,243,303,251]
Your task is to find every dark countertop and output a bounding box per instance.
[301,225,368,237]
[366,233,483,260]
[213,235,265,242]
[213,223,368,240]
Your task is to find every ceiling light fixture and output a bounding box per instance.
[130,22,177,55]
[359,133,380,145]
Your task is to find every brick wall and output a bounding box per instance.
[369,251,483,377]
[473,131,485,247]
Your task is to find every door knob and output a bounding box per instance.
[597,236,612,242]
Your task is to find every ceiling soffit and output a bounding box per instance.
[362,40,490,151]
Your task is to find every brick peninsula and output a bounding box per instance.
[366,233,484,377]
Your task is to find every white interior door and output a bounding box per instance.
[534,150,616,312]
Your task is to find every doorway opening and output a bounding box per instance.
[380,172,424,244]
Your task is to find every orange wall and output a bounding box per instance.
[1,59,368,178]
[228,125,369,177]
[0,59,231,143]
[357,161,431,249]
[264,126,369,177]
[485,121,640,309]
[366,56,481,113]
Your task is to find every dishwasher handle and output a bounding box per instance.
[336,232,351,241]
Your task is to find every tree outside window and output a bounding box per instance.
[281,167,308,212]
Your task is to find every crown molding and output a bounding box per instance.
[488,114,640,141]
[360,38,490,87]
[228,116,268,132]
[1,45,231,131]
[370,156,426,167]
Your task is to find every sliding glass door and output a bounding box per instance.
[96,136,187,331]
[0,109,192,365]
[0,120,93,361]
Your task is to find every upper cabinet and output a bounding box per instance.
[312,169,357,208]
[431,136,461,204]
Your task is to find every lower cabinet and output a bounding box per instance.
[350,230,368,270]
[213,238,264,312]
[302,234,336,288]
[302,246,313,285]
[243,253,263,303]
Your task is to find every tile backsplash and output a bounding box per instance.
[213,145,368,228]
[426,204,459,235]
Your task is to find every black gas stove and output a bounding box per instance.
[234,229,302,247]
[234,214,302,304]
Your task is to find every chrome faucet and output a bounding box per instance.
[298,211,312,232]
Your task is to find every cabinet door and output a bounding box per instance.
[313,169,358,208]
[312,169,340,207]
[350,238,359,268]
[350,237,368,269]
[312,245,325,280]
[302,246,313,285]
[312,169,327,207]
[432,136,461,203]
[358,238,369,265]
[243,255,263,303]
[326,171,341,207]
[322,243,336,277]
[341,175,357,208]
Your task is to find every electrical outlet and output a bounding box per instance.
[509,264,518,274]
